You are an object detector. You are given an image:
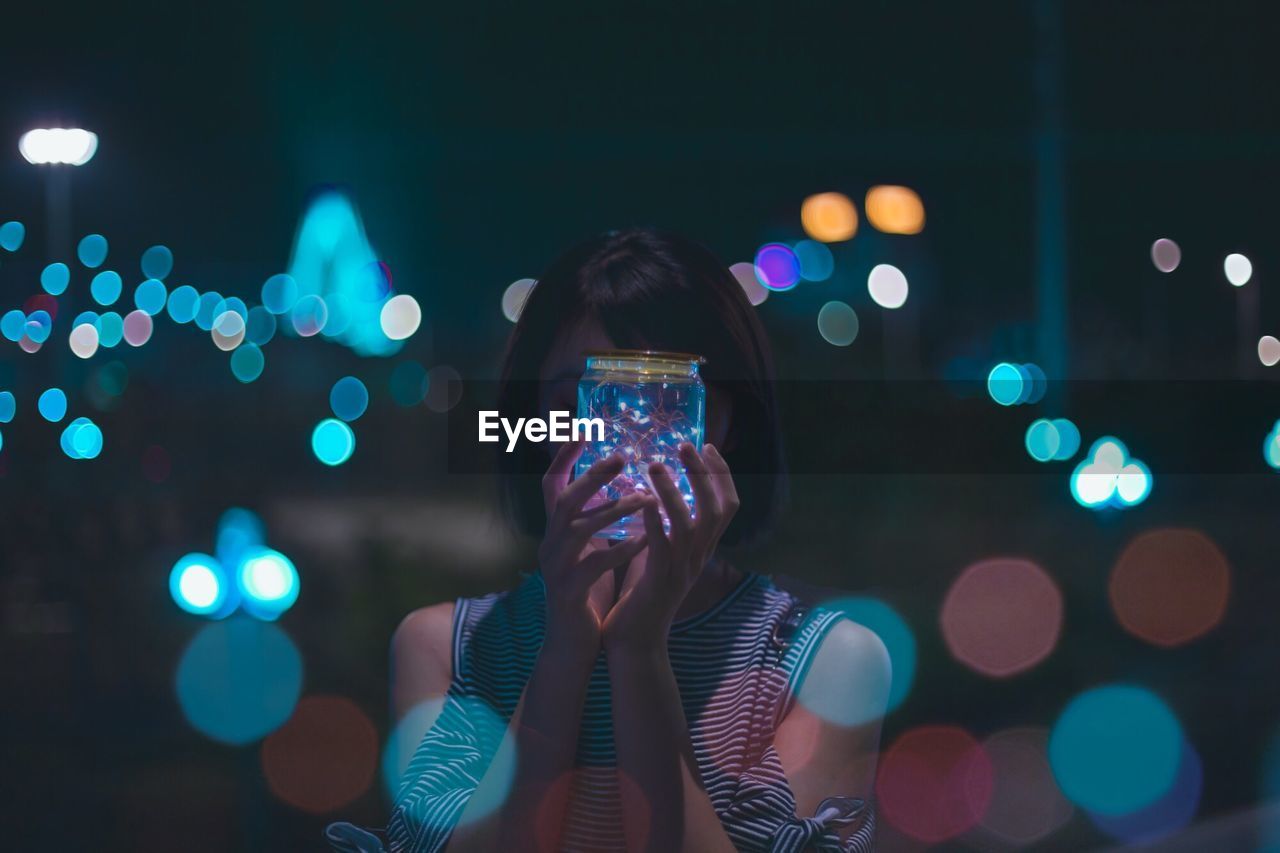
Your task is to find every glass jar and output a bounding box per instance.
[575,349,707,539]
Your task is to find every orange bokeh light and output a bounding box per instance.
[940,558,1063,678]
[260,694,379,814]
[800,192,858,242]
[865,185,925,234]
[1109,528,1231,648]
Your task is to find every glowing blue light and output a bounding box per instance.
[312,418,355,466]
[1071,437,1152,509]
[134,278,168,315]
[1026,419,1061,462]
[821,596,916,714]
[60,417,103,460]
[1264,421,1280,471]
[38,388,67,422]
[1088,739,1202,844]
[216,507,266,569]
[0,429,3,452]
[222,296,249,321]
[987,362,1025,406]
[72,311,101,332]
[237,549,300,620]
[245,306,277,346]
[77,234,108,268]
[754,243,802,291]
[0,221,24,252]
[2,310,25,342]
[262,273,299,315]
[230,344,265,383]
[1050,684,1183,816]
[140,244,174,279]
[0,391,14,422]
[169,553,228,616]
[90,270,122,306]
[389,360,429,406]
[1051,418,1081,460]
[98,312,124,348]
[291,294,328,337]
[794,239,835,281]
[167,285,200,323]
[174,618,303,745]
[41,263,70,295]
[330,376,369,422]
[25,310,52,343]
[195,291,224,331]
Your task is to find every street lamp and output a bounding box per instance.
[19,128,98,166]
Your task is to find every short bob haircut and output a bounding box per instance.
[496,227,785,547]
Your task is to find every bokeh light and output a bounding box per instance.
[1108,528,1230,648]
[237,549,301,621]
[261,695,379,814]
[246,306,278,346]
[1071,437,1152,509]
[60,417,103,460]
[212,310,247,351]
[41,262,70,296]
[380,294,421,340]
[38,387,67,422]
[330,377,369,422]
[1259,335,1280,367]
[1050,417,1080,460]
[140,244,174,279]
[0,220,24,252]
[794,240,834,282]
[167,285,200,324]
[263,273,300,315]
[195,291,225,331]
[1049,684,1183,815]
[819,597,915,714]
[1025,418,1060,462]
[877,725,993,843]
[123,310,154,347]
[389,361,429,406]
[865,185,925,234]
[1224,253,1252,286]
[816,301,859,347]
[77,233,108,268]
[290,294,328,337]
[98,312,124,348]
[800,192,858,242]
[729,262,768,306]
[867,263,908,309]
[90,270,122,306]
[2,310,25,342]
[0,391,14,422]
[941,558,1063,677]
[169,553,229,616]
[1088,739,1202,844]
[977,727,1074,846]
[69,323,100,359]
[423,366,463,413]
[753,243,801,291]
[134,278,168,315]
[25,310,53,344]
[174,618,303,745]
[501,278,536,323]
[987,362,1024,406]
[1266,421,1280,471]
[231,344,265,383]
[312,418,355,466]
[1151,238,1181,273]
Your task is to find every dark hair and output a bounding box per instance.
[496,227,785,547]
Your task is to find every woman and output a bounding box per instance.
[331,229,889,852]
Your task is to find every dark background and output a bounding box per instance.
[2,1,1279,850]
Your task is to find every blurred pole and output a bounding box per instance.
[45,166,72,262]
[1033,0,1068,403]
[1237,282,1260,377]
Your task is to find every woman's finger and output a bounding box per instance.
[579,533,649,577]
[568,493,652,542]
[641,501,669,558]
[678,443,721,537]
[552,453,624,528]
[702,444,740,536]
[648,462,692,539]
[541,437,585,519]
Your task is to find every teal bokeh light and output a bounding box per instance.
[167,285,200,324]
[245,306,277,345]
[2,310,25,341]
[230,344,265,383]
[262,273,299,315]
[312,418,356,466]
[195,291,224,331]
[134,278,168,315]
[236,548,301,621]
[77,233,108,268]
[1050,418,1081,460]
[0,221,24,252]
[60,417,103,460]
[330,376,369,422]
[41,262,70,296]
[794,239,835,281]
[98,312,124,348]
[987,362,1025,406]
[1025,418,1060,462]
[0,390,14,422]
[1049,684,1183,816]
[169,553,229,617]
[38,387,67,422]
[90,270,123,306]
[821,596,916,714]
[174,618,303,745]
[140,244,174,279]
[1264,421,1280,471]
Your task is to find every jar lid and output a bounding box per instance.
[584,348,706,365]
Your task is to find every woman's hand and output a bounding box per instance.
[539,439,651,651]
[602,442,740,653]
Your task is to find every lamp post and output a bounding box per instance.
[19,127,98,261]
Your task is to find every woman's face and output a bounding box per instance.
[536,316,732,459]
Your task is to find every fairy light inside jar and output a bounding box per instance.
[575,350,707,539]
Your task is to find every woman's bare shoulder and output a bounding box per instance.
[391,602,456,717]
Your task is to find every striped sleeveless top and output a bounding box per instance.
[376,572,876,852]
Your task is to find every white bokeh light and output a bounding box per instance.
[20,128,98,165]
[69,323,100,359]
[501,279,536,323]
[1150,238,1181,273]
[1224,253,1253,287]
[1259,335,1280,367]
[867,263,909,309]
[380,294,421,340]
